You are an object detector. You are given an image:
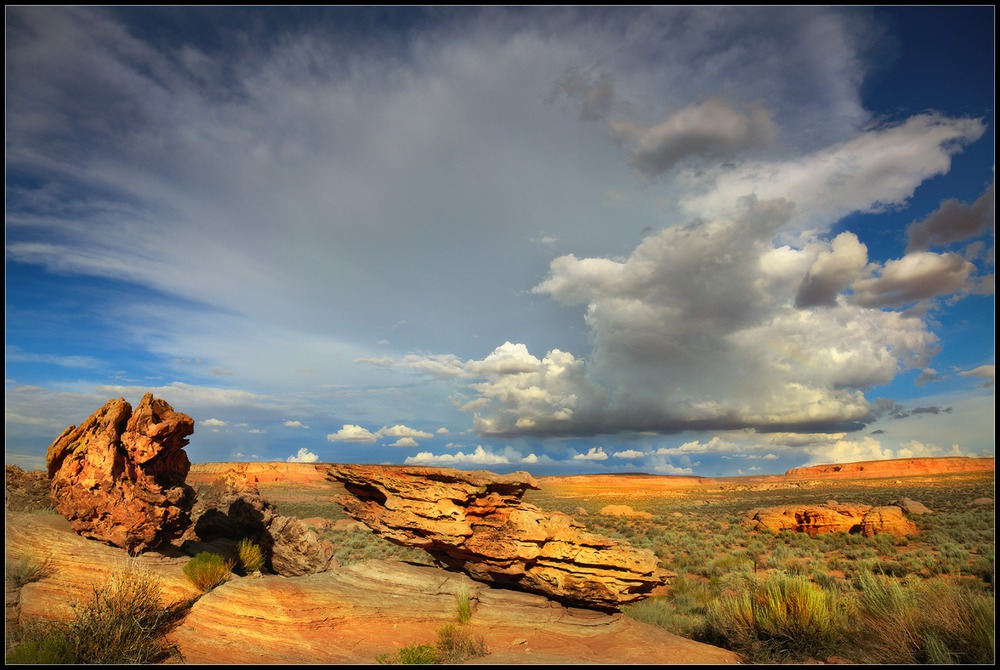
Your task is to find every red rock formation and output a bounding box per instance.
[742,502,917,537]
[326,464,672,612]
[45,394,196,553]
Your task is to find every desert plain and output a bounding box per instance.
[5,455,994,665]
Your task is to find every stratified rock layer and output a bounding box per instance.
[742,502,918,537]
[326,464,671,611]
[45,394,196,553]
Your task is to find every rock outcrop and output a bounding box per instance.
[326,464,671,612]
[742,502,918,537]
[45,394,196,553]
[188,461,329,486]
[183,468,337,577]
[7,511,744,666]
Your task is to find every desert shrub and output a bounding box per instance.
[7,564,174,664]
[455,586,472,624]
[4,620,75,664]
[435,622,488,663]
[376,643,441,664]
[703,572,844,662]
[237,538,266,574]
[850,570,995,664]
[5,554,55,588]
[183,552,235,592]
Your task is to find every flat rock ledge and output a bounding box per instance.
[326,464,672,612]
[6,511,743,665]
[170,559,743,665]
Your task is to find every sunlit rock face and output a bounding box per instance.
[742,502,918,537]
[46,393,196,553]
[326,464,672,612]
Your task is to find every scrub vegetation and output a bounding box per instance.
[529,472,994,664]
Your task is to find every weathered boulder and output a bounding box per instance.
[742,502,917,537]
[859,506,918,537]
[45,394,196,553]
[182,468,337,577]
[326,464,672,612]
[891,497,933,514]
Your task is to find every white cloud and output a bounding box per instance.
[287,448,318,463]
[378,424,433,439]
[959,365,994,379]
[201,418,227,427]
[389,437,419,448]
[284,420,308,429]
[436,427,450,434]
[849,251,976,308]
[612,449,647,459]
[327,424,378,443]
[573,447,608,461]
[405,445,511,466]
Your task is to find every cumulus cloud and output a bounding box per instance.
[327,424,378,443]
[405,445,512,466]
[611,97,777,178]
[849,251,976,308]
[327,422,434,446]
[201,418,227,427]
[287,448,318,463]
[379,424,434,439]
[907,182,995,251]
[612,449,647,459]
[284,420,308,429]
[795,232,870,308]
[573,447,608,461]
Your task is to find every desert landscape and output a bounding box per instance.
[4,396,996,665]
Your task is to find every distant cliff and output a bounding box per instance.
[188,461,328,485]
[785,456,994,479]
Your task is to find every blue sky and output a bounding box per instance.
[5,6,994,476]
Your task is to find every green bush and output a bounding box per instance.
[376,643,441,664]
[455,586,472,624]
[237,538,266,574]
[183,552,235,592]
[703,572,844,662]
[5,564,173,665]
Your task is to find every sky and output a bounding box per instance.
[5,6,995,477]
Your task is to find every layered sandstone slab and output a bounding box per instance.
[45,394,196,553]
[6,510,743,665]
[170,559,743,665]
[742,502,918,537]
[326,464,671,611]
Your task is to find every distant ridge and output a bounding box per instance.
[785,456,994,479]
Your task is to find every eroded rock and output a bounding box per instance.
[326,464,672,611]
[45,394,196,553]
[182,468,337,577]
[742,502,917,537]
